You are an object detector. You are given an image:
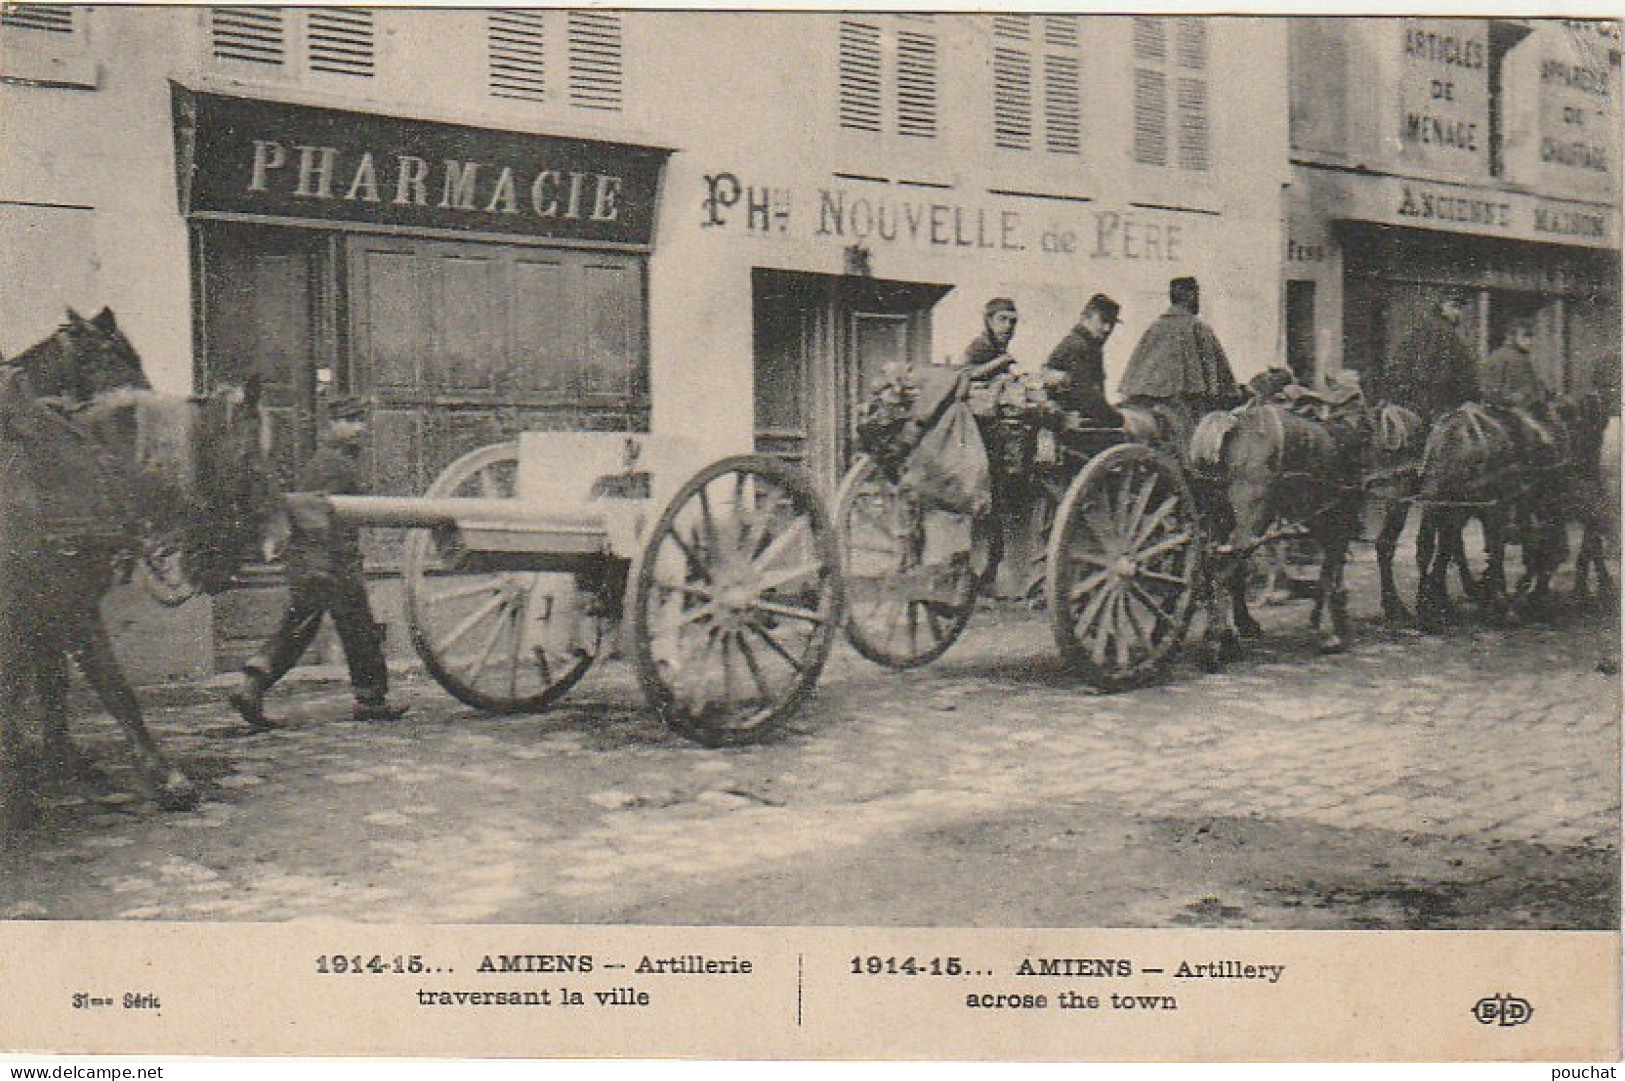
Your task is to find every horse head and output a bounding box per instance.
[60,308,152,399]
[4,307,151,403]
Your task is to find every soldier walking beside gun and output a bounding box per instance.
[229,396,408,731]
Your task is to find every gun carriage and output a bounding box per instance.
[309,433,844,746]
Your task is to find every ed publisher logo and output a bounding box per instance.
[1472,993,1534,1027]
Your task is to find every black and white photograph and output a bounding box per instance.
[0,4,1619,1064]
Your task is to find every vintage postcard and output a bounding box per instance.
[0,4,1618,1065]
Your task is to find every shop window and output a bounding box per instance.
[209,6,375,80]
[838,16,938,139]
[991,15,1081,155]
[485,9,623,111]
[347,237,649,503]
[1132,16,1211,171]
[2,3,97,87]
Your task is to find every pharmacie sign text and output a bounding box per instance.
[172,84,668,246]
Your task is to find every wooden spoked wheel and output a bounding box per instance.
[1047,443,1201,691]
[630,455,843,746]
[404,442,602,713]
[835,454,977,668]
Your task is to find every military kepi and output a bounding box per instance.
[1085,294,1122,325]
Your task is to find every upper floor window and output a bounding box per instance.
[2,3,96,88]
[2,3,77,35]
[991,14,1081,155]
[838,15,939,139]
[210,7,375,80]
[1132,16,1211,171]
[486,9,624,112]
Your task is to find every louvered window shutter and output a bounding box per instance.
[1174,18,1211,171]
[567,10,623,111]
[992,16,1032,151]
[1177,76,1210,171]
[1042,16,1081,156]
[489,9,546,101]
[992,15,1077,157]
[993,45,1033,151]
[1133,68,1168,167]
[2,4,76,33]
[1133,16,1209,171]
[210,6,286,67]
[1044,54,1081,155]
[1133,16,1167,63]
[895,28,938,138]
[306,8,374,77]
[838,19,883,133]
[1176,17,1209,70]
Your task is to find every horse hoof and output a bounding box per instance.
[1236,618,1264,640]
[155,774,199,813]
[1217,631,1244,664]
[1317,634,1347,655]
[1382,601,1413,625]
[1196,643,1222,673]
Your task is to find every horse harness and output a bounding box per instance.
[1414,402,1570,510]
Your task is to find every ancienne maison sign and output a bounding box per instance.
[172,84,670,248]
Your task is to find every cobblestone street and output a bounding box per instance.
[1,556,1618,929]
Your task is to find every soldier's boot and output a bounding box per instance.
[352,693,408,723]
[228,669,274,732]
[350,621,406,722]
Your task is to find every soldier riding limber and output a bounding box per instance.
[1118,276,1240,420]
[1042,293,1125,428]
[1382,290,1480,424]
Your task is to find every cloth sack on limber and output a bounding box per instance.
[898,398,992,518]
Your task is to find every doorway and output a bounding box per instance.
[195,221,334,487]
[751,268,950,493]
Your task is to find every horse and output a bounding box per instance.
[1554,394,1616,609]
[1188,387,1426,666]
[4,307,150,402]
[1411,401,1577,630]
[0,318,277,833]
[1371,480,1482,625]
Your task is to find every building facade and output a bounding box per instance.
[1,8,1289,675]
[1286,17,1622,399]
